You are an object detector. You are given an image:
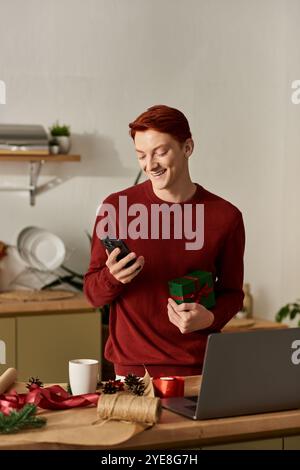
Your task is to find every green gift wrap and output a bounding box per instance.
[168,270,216,309]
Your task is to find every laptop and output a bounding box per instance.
[161,327,300,420]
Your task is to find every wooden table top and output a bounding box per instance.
[0,376,299,450]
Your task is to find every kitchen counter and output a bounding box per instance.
[0,292,94,316]
[223,316,287,332]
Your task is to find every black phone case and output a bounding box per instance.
[101,237,136,268]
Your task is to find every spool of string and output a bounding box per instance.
[97,392,161,425]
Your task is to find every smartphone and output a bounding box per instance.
[101,237,136,268]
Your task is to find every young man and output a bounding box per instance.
[84,104,245,378]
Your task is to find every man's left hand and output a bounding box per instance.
[167,297,215,334]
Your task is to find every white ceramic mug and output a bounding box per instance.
[68,359,99,395]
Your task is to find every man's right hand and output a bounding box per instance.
[105,248,145,284]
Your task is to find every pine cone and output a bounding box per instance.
[101,380,124,394]
[124,374,145,396]
[124,373,139,388]
[131,381,145,396]
[26,376,44,391]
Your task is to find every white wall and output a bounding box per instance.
[0,0,299,321]
[281,0,300,325]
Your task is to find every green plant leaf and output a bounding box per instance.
[290,307,300,320]
[275,305,290,322]
[49,120,70,137]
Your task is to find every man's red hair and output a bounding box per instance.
[129,104,192,145]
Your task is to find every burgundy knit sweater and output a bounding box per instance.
[84,180,245,378]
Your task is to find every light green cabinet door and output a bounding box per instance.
[17,312,101,383]
[284,435,300,450]
[202,437,283,450]
[0,317,16,376]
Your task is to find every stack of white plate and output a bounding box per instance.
[17,226,66,271]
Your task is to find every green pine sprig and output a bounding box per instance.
[0,404,47,434]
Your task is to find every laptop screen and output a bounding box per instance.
[196,328,300,419]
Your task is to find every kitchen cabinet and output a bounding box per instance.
[17,311,101,383]
[0,293,102,382]
[201,437,283,450]
[284,435,300,450]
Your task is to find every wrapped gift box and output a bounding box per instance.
[168,270,215,309]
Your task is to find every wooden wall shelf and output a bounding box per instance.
[0,154,81,205]
[0,154,80,162]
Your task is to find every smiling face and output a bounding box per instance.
[134,129,194,195]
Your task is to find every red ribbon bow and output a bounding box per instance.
[0,385,99,415]
[172,275,213,304]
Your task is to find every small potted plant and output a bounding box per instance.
[49,137,60,155]
[276,300,300,326]
[49,121,71,154]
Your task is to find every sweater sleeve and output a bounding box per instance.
[205,211,246,332]
[83,215,126,308]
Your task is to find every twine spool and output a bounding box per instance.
[97,392,161,425]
